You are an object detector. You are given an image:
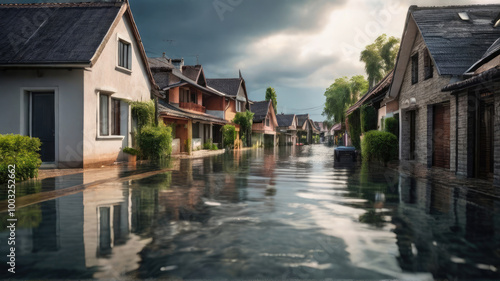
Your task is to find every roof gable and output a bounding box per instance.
[250,100,270,122]
[276,114,296,127]
[206,78,241,96]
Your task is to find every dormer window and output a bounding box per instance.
[118,39,131,70]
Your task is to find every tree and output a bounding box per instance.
[322,75,368,125]
[233,110,254,146]
[265,87,277,114]
[360,34,400,88]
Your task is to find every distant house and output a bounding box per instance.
[346,70,395,132]
[0,2,157,168]
[148,57,228,153]
[387,5,500,171]
[276,114,298,146]
[314,122,329,143]
[296,114,313,144]
[442,37,500,185]
[250,100,278,147]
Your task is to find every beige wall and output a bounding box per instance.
[83,13,152,167]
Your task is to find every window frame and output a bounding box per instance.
[411,52,419,85]
[266,117,270,127]
[98,92,125,140]
[424,49,433,80]
[116,35,132,72]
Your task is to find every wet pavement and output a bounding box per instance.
[0,145,499,280]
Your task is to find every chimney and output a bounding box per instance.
[171,58,184,72]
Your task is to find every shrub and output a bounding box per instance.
[0,134,42,184]
[360,105,378,133]
[384,117,399,138]
[123,147,139,156]
[137,124,172,160]
[211,143,218,150]
[233,110,254,146]
[347,108,361,150]
[129,100,156,130]
[203,139,213,150]
[222,125,236,148]
[361,130,398,166]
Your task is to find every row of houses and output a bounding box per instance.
[0,1,324,169]
[345,4,500,186]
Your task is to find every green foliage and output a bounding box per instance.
[360,34,400,88]
[130,100,156,131]
[222,124,236,148]
[0,134,42,184]
[233,110,254,144]
[211,143,219,150]
[136,124,172,160]
[323,75,368,125]
[361,130,398,165]
[360,105,378,133]
[265,87,278,114]
[384,117,399,138]
[123,147,139,156]
[347,109,361,150]
[203,139,213,150]
[313,135,320,144]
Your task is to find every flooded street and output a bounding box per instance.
[1,145,499,280]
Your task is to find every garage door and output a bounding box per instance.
[433,102,450,169]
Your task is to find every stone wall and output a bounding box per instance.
[399,32,455,171]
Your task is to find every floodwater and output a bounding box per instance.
[0,145,499,280]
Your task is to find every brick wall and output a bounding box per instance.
[456,92,468,176]
[399,32,455,171]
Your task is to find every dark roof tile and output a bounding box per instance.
[250,100,270,122]
[206,78,241,96]
[276,114,295,127]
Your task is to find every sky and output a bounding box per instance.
[12,0,495,121]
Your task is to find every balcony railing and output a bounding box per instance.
[179,102,206,113]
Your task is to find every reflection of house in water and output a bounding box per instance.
[394,176,500,278]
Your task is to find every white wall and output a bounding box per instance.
[83,13,152,167]
[0,68,85,168]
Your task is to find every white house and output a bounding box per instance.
[0,1,158,168]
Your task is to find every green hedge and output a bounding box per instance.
[0,134,42,184]
[137,124,172,160]
[347,108,361,150]
[361,130,398,165]
[360,105,378,133]
[384,117,399,138]
[222,125,236,148]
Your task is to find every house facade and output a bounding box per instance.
[148,57,228,153]
[250,101,278,147]
[296,114,313,144]
[276,114,298,146]
[387,5,500,171]
[443,39,500,185]
[0,2,157,168]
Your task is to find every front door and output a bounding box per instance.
[32,92,55,162]
[433,102,450,169]
[476,96,494,180]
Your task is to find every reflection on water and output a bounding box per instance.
[0,145,499,280]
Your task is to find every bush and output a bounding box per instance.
[129,100,156,130]
[384,117,399,138]
[347,108,361,150]
[203,139,213,150]
[360,105,378,133]
[361,130,398,166]
[0,134,42,184]
[137,124,172,160]
[123,147,139,156]
[211,143,218,150]
[222,125,236,148]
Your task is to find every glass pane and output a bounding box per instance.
[100,95,109,136]
[118,41,123,67]
[99,207,111,256]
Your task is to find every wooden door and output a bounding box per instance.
[433,103,450,169]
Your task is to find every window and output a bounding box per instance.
[411,53,419,85]
[236,100,241,112]
[99,94,121,136]
[266,117,270,127]
[424,49,433,80]
[118,40,131,69]
[180,88,190,103]
[190,91,197,104]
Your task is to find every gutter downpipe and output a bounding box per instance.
[455,92,458,175]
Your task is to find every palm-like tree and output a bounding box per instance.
[360,34,400,89]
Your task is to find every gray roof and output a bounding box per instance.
[0,2,122,65]
[410,5,500,75]
[182,65,202,82]
[250,101,270,122]
[276,114,295,127]
[296,114,309,127]
[467,37,500,72]
[442,65,500,92]
[206,78,241,96]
